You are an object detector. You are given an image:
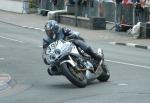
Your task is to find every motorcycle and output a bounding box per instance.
[45,39,110,88]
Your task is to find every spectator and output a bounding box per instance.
[135,0,145,23]
[103,0,115,21]
[144,0,150,21]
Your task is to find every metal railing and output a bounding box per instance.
[35,0,150,27]
[22,0,38,13]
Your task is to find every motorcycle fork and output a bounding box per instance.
[94,59,104,76]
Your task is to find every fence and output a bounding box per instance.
[37,0,65,11]
[115,3,149,25]
[36,0,150,26]
[22,0,38,13]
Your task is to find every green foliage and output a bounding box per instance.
[29,0,37,8]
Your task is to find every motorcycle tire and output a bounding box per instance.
[62,63,87,88]
[97,64,110,82]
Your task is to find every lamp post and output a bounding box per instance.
[75,0,78,26]
[133,3,135,25]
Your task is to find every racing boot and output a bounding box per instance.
[85,47,102,71]
[85,47,102,62]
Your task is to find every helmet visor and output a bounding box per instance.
[46,29,55,38]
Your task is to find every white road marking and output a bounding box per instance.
[0,35,24,43]
[118,83,128,86]
[0,58,4,61]
[109,42,116,45]
[126,43,136,47]
[22,26,45,32]
[106,59,150,69]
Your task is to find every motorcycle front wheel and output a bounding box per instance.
[97,64,110,82]
[62,63,87,88]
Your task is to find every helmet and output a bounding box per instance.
[45,20,59,38]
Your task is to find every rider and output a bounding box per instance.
[42,20,101,65]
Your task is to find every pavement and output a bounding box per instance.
[0,10,150,48]
[0,0,23,13]
[0,1,150,91]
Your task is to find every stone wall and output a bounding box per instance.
[59,15,106,30]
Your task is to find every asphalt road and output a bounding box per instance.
[0,22,150,103]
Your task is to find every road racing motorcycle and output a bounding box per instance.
[45,39,110,88]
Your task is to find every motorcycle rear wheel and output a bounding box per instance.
[62,63,87,88]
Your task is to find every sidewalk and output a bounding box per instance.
[0,10,150,49]
[0,0,23,13]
